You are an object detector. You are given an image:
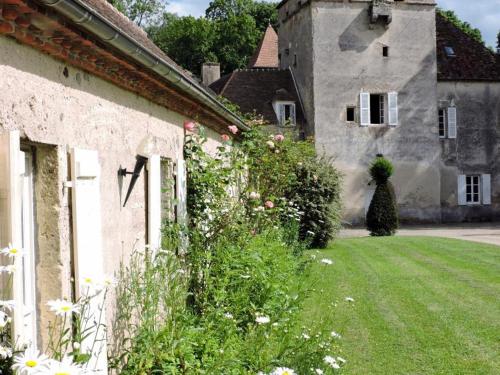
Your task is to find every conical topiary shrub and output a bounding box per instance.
[366,156,399,236]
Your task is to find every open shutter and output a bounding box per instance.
[481,174,491,205]
[176,159,187,226]
[0,130,26,347]
[70,148,108,374]
[278,104,285,125]
[290,104,296,126]
[388,92,399,126]
[360,92,370,126]
[148,155,161,251]
[457,174,466,205]
[447,107,457,139]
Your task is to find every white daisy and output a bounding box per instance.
[0,311,9,329]
[345,297,355,302]
[46,356,82,375]
[47,299,79,316]
[12,347,49,374]
[80,276,102,293]
[302,333,311,340]
[255,315,270,324]
[0,345,12,359]
[270,367,296,375]
[337,357,346,364]
[0,300,15,312]
[331,331,342,339]
[0,264,16,274]
[1,244,22,258]
[223,312,234,320]
[315,369,324,375]
[321,258,333,265]
[324,355,340,369]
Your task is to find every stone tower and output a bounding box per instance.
[277,0,440,224]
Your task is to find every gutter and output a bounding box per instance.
[37,0,249,131]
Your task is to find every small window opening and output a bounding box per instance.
[382,46,389,57]
[370,94,385,124]
[293,54,298,67]
[346,107,355,122]
[438,108,446,138]
[445,46,455,57]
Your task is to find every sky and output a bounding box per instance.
[166,0,499,48]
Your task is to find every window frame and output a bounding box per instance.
[370,93,386,125]
[346,106,356,123]
[275,101,297,127]
[465,175,481,205]
[438,108,447,138]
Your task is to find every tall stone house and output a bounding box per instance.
[0,0,244,371]
[211,0,500,225]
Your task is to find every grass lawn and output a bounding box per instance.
[301,237,500,375]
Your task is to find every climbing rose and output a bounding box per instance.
[183,120,196,132]
[221,134,230,142]
[228,125,238,134]
[265,201,274,209]
[274,134,285,142]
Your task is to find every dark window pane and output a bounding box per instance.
[346,107,355,122]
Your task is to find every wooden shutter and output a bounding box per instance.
[290,104,296,126]
[481,174,491,205]
[70,148,108,374]
[447,107,457,139]
[457,174,466,205]
[148,155,161,251]
[360,92,370,126]
[176,159,187,226]
[388,92,399,126]
[278,104,285,125]
[0,130,26,346]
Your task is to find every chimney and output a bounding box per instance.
[202,63,221,86]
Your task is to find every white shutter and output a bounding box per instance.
[481,174,491,205]
[148,155,161,251]
[0,130,26,347]
[176,159,187,226]
[457,174,467,205]
[279,104,285,125]
[388,92,399,126]
[360,92,370,126]
[290,104,296,126]
[70,148,108,374]
[447,107,457,139]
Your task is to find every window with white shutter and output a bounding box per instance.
[70,148,108,374]
[274,102,296,126]
[457,174,466,206]
[447,107,457,139]
[481,174,491,205]
[360,92,370,126]
[388,92,398,126]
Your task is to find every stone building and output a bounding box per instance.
[0,0,244,371]
[213,0,499,224]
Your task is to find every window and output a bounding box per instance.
[346,106,355,122]
[370,94,385,124]
[438,108,446,138]
[465,175,481,204]
[382,46,389,57]
[445,46,456,57]
[275,102,296,126]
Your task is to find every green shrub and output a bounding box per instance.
[366,156,399,236]
[288,157,343,248]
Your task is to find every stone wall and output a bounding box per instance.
[438,81,500,222]
[0,35,224,346]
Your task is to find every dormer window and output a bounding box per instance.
[445,46,456,57]
[275,101,296,126]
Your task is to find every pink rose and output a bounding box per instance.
[184,120,196,132]
[221,134,230,142]
[274,134,285,142]
[228,125,238,134]
[265,201,274,209]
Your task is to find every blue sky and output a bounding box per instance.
[166,0,499,48]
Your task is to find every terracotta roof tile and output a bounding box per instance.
[247,25,279,69]
[436,13,500,81]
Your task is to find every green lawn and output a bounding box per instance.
[301,237,500,375]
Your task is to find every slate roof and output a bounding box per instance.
[247,25,279,68]
[210,69,305,125]
[436,13,500,81]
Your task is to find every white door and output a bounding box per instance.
[20,150,38,349]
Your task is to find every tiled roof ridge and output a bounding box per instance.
[235,68,285,72]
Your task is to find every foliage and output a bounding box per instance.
[108,0,168,26]
[288,157,343,248]
[497,30,500,54]
[437,8,485,45]
[366,157,398,237]
[147,0,279,75]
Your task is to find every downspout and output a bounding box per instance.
[37,0,249,131]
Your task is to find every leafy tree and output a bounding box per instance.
[108,0,168,26]
[437,8,485,45]
[149,15,217,76]
[366,156,399,237]
[497,30,500,54]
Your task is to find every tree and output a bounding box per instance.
[366,156,399,237]
[108,0,167,26]
[496,30,500,55]
[149,15,217,76]
[437,8,485,45]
